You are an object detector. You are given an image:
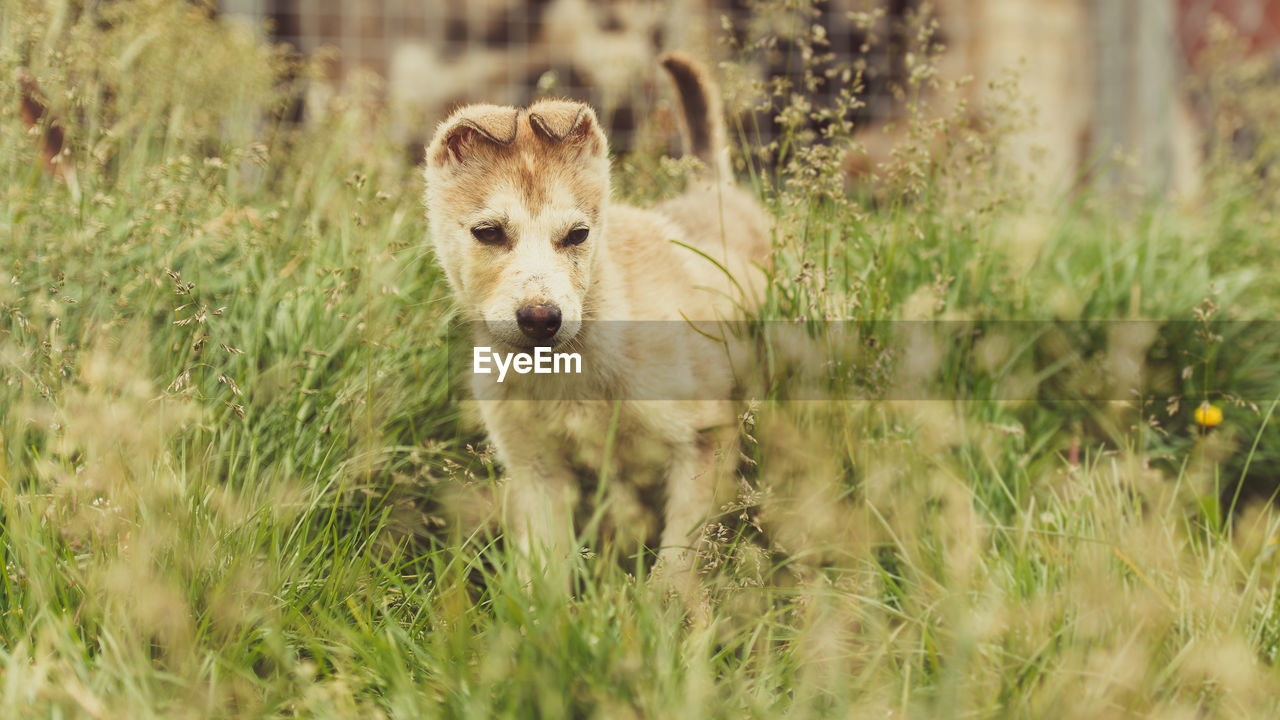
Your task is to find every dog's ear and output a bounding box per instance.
[527,100,607,158]
[427,104,520,167]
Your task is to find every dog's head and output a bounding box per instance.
[423,100,610,349]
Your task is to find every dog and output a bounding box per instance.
[422,52,771,594]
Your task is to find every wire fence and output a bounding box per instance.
[217,0,1280,189]
[216,1,949,147]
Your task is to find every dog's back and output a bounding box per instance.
[650,52,771,320]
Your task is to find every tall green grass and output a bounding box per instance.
[2,1,1279,718]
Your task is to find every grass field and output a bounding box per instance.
[3,1,1280,718]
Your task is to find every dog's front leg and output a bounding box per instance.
[481,403,580,588]
[655,428,733,616]
[503,459,580,575]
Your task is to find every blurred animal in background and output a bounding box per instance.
[387,0,668,164]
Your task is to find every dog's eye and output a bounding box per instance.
[564,226,589,246]
[471,225,504,245]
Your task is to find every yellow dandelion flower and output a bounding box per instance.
[1194,401,1223,428]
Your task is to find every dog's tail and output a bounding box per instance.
[659,52,731,182]
[17,67,80,200]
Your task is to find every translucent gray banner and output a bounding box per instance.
[444,320,1280,403]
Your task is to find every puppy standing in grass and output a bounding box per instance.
[423,53,770,594]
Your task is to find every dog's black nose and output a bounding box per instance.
[516,304,561,342]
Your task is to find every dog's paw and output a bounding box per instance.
[650,549,712,626]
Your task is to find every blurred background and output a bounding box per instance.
[213,0,1280,195]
